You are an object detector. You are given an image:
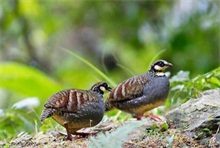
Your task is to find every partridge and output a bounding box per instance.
[105,60,172,120]
[41,82,111,140]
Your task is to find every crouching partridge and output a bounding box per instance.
[105,60,172,121]
[41,82,111,140]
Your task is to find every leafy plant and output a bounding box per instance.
[165,67,220,109]
[0,108,38,140]
[87,120,145,148]
[0,62,63,102]
[0,62,64,140]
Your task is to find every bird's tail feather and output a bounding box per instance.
[105,101,114,111]
[40,108,53,122]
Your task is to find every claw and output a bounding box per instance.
[134,114,163,122]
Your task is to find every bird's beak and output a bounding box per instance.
[107,87,112,92]
[166,62,173,67]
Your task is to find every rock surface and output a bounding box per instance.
[166,89,220,146]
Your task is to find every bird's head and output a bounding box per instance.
[150,60,173,76]
[90,82,112,94]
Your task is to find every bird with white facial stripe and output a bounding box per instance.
[105,60,172,121]
[41,82,111,140]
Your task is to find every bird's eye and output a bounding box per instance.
[102,83,108,88]
[94,87,98,91]
[159,61,165,67]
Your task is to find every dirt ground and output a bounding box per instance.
[1,118,219,148]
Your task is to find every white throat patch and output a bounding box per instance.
[155,72,165,76]
[154,65,166,71]
[100,86,106,92]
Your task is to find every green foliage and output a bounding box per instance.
[39,118,58,134]
[87,120,169,148]
[0,108,39,140]
[161,122,169,131]
[0,62,64,140]
[87,120,145,148]
[197,128,212,139]
[166,67,220,109]
[62,48,116,87]
[1,0,219,77]
[148,121,169,135]
[0,62,63,100]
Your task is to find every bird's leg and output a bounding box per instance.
[134,115,142,120]
[145,114,163,122]
[64,122,72,140]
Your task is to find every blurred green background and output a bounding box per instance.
[0,0,219,140]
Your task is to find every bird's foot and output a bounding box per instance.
[66,134,73,141]
[134,114,163,122]
[145,114,163,122]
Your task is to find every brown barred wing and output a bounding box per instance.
[44,89,70,109]
[44,89,99,112]
[108,74,149,102]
